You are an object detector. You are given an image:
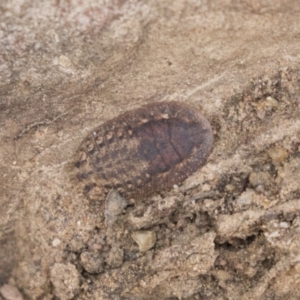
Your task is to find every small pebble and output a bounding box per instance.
[256,109,266,120]
[52,238,61,247]
[131,230,156,252]
[50,262,80,300]
[225,184,235,192]
[236,190,255,208]
[255,96,278,119]
[79,251,105,274]
[202,183,211,192]
[268,146,288,165]
[249,171,272,187]
[106,246,124,268]
[265,96,279,109]
[0,284,23,300]
[279,222,289,229]
[105,189,128,227]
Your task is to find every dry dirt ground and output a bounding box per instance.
[1,0,300,299]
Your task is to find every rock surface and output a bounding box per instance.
[1,0,300,299]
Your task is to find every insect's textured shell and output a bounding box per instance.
[74,101,213,200]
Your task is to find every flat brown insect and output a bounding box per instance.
[74,101,213,200]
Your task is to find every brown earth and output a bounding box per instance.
[1,0,300,299]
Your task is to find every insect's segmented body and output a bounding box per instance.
[74,101,213,200]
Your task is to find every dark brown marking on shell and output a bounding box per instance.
[74,101,213,200]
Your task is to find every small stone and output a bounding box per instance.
[249,171,272,188]
[105,189,128,227]
[68,232,90,253]
[255,96,278,119]
[79,251,105,274]
[50,262,80,300]
[225,184,235,192]
[277,157,300,197]
[256,109,266,120]
[265,96,279,109]
[236,190,256,208]
[131,230,156,252]
[268,146,288,165]
[52,238,61,247]
[0,284,23,300]
[106,246,124,268]
[202,183,211,192]
[279,222,290,229]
